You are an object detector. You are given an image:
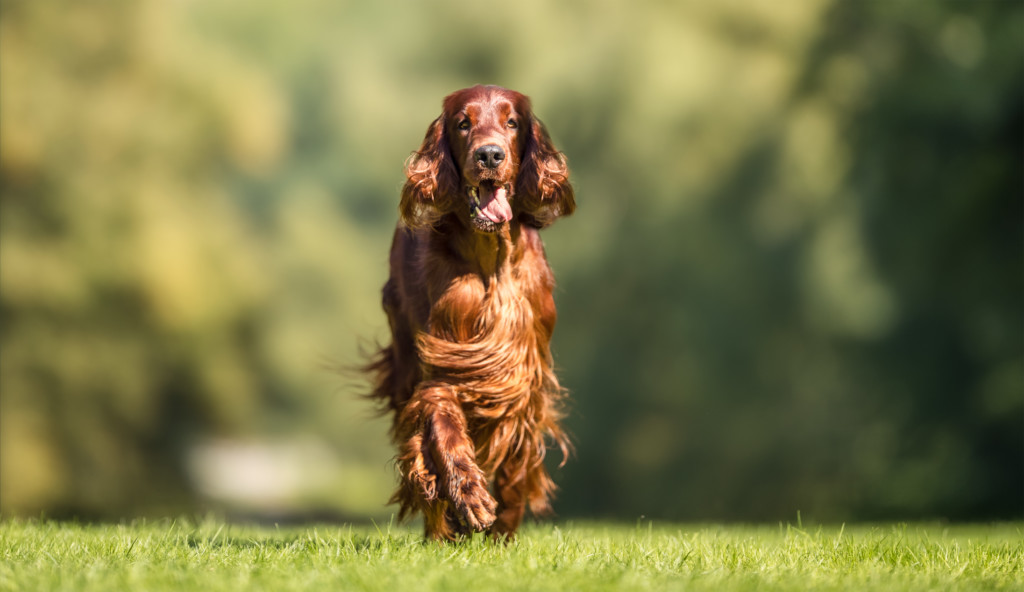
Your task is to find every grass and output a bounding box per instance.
[1,518,1021,591]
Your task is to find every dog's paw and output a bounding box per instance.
[450,474,497,532]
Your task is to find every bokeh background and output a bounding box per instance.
[2,0,1021,523]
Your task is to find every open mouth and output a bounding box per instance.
[467,180,513,231]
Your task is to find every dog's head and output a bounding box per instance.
[400,85,574,232]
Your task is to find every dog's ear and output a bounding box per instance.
[400,116,459,228]
[515,116,575,228]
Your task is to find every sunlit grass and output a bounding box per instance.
[1,519,1021,591]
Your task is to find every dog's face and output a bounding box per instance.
[442,86,527,233]
[400,85,575,233]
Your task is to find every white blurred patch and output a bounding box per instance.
[186,438,337,507]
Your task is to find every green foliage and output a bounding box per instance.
[2,520,1022,592]
[0,0,1020,521]
[550,0,1023,521]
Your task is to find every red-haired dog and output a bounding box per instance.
[366,85,575,540]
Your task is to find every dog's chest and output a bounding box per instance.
[470,271,536,336]
[420,269,541,387]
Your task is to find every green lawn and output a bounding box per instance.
[1,519,1021,591]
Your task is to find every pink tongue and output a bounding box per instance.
[480,185,512,223]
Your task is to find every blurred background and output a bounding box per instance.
[1,0,1021,523]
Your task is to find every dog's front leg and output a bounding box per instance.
[394,384,496,540]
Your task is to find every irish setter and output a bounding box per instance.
[366,85,575,541]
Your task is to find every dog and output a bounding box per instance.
[366,85,575,540]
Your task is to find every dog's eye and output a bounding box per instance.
[457,120,471,131]
[507,119,518,129]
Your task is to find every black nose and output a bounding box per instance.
[474,144,505,169]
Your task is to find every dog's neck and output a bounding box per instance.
[444,217,522,280]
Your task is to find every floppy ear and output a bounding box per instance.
[516,116,575,228]
[399,116,459,228]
